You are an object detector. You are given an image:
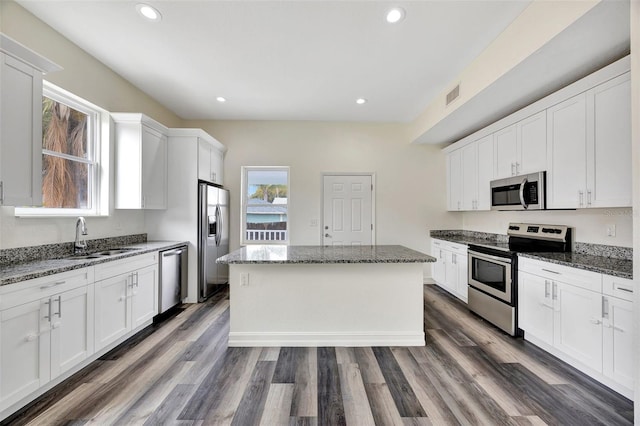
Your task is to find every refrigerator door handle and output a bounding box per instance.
[216,205,222,246]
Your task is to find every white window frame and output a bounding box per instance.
[241,166,290,245]
[16,81,110,217]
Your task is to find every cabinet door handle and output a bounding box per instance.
[578,190,584,207]
[590,318,602,325]
[587,190,592,206]
[615,286,633,293]
[55,296,62,318]
[544,280,550,298]
[511,163,515,176]
[44,299,52,321]
[602,296,609,319]
[612,325,626,333]
[0,181,4,205]
[552,282,558,300]
[541,268,560,275]
[516,162,520,174]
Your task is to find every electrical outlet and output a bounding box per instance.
[606,224,616,237]
[240,273,249,286]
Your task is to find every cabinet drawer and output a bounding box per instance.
[603,275,634,302]
[432,239,467,252]
[518,257,602,292]
[94,252,158,281]
[0,268,92,310]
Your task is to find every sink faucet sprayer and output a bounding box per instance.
[74,216,88,254]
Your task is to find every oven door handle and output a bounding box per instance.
[468,250,512,266]
[519,177,528,209]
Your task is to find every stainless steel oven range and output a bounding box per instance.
[467,223,571,336]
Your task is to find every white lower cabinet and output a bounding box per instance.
[430,239,468,302]
[518,257,634,398]
[0,269,93,413]
[94,254,158,351]
[0,251,160,421]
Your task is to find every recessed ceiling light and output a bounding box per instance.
[216,96,227,103]
[386,7,405,24]
[136,3,162,21]
[356,98,367,105]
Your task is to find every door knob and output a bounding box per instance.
[325,234,332,238]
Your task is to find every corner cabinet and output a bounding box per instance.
[112,113,169,209]
[0,35,61,207]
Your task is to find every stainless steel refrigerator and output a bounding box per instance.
[198,182,230,301]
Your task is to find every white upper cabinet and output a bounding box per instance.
[586,73,631,208]
[460,143,477,211]
[447,149,462,211]
[0,35,61,207]
[547,73,631,209]
[113,113,168,209]
[546,94,588,209]
[494,111,546,179]
[446,134,493,212]
[198,138,225,185]
[476,135,494,210]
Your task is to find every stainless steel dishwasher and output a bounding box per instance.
[159,246,188,313]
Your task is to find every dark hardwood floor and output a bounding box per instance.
[3,285,633,425]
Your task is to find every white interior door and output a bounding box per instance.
[323,175,373,246]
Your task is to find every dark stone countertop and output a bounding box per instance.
[217,245,435,265]
[0,241,188,287]
[430,230,632,279]
[518,252,633,280]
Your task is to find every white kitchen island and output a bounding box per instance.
[217,245,435,347]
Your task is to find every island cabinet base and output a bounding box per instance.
[228,263,425,347]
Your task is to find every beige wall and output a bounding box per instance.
[185,119,460,277]
[408,0,598,142]
[0,1,184,249]
[462,208,633,247]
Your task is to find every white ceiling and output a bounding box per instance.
[16,0,532,122]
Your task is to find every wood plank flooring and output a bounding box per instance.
[3,285,633,425]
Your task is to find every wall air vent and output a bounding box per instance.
[446,84,460,106]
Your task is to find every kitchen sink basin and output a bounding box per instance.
[65,247,138,261]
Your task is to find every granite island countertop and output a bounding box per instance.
[0,240,188,287]
[217,245,435,265]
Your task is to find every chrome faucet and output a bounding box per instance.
[74,216,88,254]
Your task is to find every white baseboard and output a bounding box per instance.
[228,331,426,347]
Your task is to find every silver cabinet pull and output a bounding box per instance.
[552,282,558,300]
[602,296,609,319]
[44,299,52,321]
[511,163,515,176]
[40,281,66,290]
[616,287,633,293]
[541,268,560,275]
[587,190,592,206]
[55,296,62,318]
[578,190,584,207]
[544,280,550,298]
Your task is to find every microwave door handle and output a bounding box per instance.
[519,177,528,209]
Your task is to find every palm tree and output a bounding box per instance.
[42,98,87,208]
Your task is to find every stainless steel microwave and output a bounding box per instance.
[490,171,546,211]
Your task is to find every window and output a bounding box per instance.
[16,82,109,216]
[241,166,289,245]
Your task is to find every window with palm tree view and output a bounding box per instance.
[242,167,289,244]
[17,83,102,215]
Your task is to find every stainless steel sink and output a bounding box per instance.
[65,247,138,260]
